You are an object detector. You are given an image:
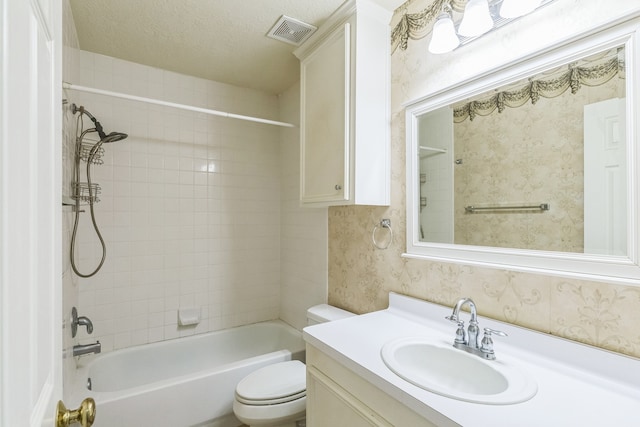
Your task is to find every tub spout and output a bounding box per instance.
[73,341,101,357]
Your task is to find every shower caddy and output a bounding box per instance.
[68,103,127,277]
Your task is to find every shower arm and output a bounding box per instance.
[71,104,107,140]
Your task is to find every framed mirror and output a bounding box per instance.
[404,17,640,285]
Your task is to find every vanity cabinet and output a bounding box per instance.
[294,0,390,207]
[305,345,436,427]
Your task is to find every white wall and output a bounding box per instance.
[278,83,329,330]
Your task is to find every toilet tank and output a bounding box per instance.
[306,304,355,326]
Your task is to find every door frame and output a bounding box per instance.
[0,0,63,425]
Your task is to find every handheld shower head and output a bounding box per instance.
[71,104,128,143]
[101,132,128,143]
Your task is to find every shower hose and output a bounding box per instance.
[70,116,107,278]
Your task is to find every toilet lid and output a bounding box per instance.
[235,360,306,405]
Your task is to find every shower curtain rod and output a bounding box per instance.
[62,82,295,128]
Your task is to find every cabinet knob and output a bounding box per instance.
[335,184,342,191]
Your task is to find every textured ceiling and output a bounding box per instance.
[69,0,404,95]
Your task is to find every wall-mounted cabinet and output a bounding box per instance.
[294,0,391,207]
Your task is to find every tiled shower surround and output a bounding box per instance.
[62,44,326,354]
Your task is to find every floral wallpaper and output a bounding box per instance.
[453,76,624,251]
[328,0,640,359]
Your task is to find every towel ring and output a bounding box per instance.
[372,219,393,250]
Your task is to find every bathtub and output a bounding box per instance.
[68,320,305,427]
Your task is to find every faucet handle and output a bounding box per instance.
[445,314,459,323]
[480,328,507,358]
[445,315,467,345]
[71,307,94,338]
[453,320,467,345]
[484,327,507,338]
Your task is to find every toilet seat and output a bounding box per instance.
[235,360,306,405]
[236,389,306,406]
[233,396,306,427]
[233,360,307,426]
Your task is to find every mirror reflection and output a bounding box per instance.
[418,46,626,255]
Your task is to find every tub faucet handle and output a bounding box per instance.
[71,307,94,338]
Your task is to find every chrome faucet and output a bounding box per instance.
[445,297,507,360]
[73,341,101,357]
[71,307,100,356]
[446,297,480,348]
[71,307,94,338]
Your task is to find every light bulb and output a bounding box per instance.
[500,0,541,18]
[429,12,460,54]
[458,0,493,37]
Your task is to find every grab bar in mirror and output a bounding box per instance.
[465,203,550,213]
[419,146,447,153]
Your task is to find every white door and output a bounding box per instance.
[584,98,627,255]
[0,0,63,426]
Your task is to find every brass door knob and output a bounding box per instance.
[56,398,96,427]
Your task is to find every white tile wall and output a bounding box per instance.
[65,50,282,353]
[62,0,328,363]
[278,83,329,330]
[62,0,81,393]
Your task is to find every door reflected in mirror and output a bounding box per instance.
[418,47,626,256]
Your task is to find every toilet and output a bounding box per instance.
[232,304,354,427]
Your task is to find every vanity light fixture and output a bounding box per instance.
[427,0,554,55]
[458,0,493,37]
[428,4,460,54]
[499,0,542,18]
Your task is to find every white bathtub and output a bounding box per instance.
[68,320,305,427]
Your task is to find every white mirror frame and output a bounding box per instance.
[404,16,640,286]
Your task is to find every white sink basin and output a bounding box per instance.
[381,336,537,405]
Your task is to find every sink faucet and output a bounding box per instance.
[73,341,101,357]
[446,297,480,348]
[446,297,507,360]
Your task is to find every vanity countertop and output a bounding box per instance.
[303,293,640,427]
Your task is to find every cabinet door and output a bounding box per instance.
[300,23,350,204]
[307,367,392,427]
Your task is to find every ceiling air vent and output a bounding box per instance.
[266,15,317,46]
